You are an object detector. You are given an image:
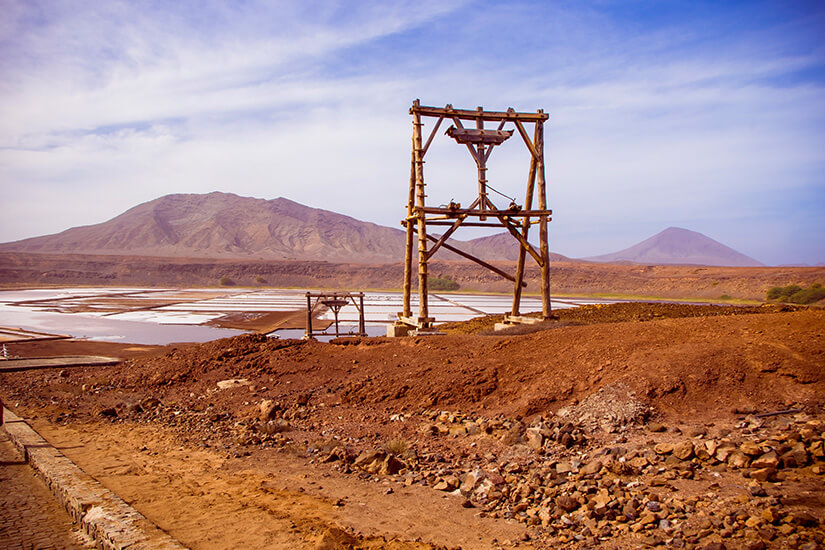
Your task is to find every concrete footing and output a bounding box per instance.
[2,407,187,550]
[410,329,446,336]
[387,324,412,337]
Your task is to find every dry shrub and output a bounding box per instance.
[383,437,409,455]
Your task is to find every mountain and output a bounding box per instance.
[0,192,571,264]
[0,193,406,263]
[583,227,764,267]
[460,232,571,263]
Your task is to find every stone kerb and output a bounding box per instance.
[2,407,187,550]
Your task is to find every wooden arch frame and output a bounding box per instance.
[398,100,552,329]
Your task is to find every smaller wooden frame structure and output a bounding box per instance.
[304,292,366,339]
[398,100,552,330]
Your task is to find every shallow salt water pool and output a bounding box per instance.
[0,287,609,345]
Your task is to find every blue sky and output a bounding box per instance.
[1,0,823,265]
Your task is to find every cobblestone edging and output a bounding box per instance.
[2,407,187,550]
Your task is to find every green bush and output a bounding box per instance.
[429,276,460,291]
[789,288,825,304]
[766,283,824,304]
[219,276,235,287]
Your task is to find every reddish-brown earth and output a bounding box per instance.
[1,303,823,549]
[2,252,823,300]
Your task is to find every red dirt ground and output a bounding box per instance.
[1,303,823,549]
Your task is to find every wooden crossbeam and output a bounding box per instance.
[412,104,548,122]
[426,221,524,227]
[417,206,552,217]
[418,231,526,286]
[421,116,444,157]
[513,119,539,160]
[484,197,544,267]
[424,197,480,260]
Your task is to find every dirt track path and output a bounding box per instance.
[32,420,531,550]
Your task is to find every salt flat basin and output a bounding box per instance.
[0,288,609,345]
[0,303,243,345]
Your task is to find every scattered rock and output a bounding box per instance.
[727,451,750,469]
[500,422,525,445]
[654,442,674,455]
[216,378,251,390]
[740,441,762,456]
[580,458,602,476]
[556,495,580,513]
[96,407,117,418]
[259,399,281,421]
[673,440,695,460]
[749,467,776,482]
[751,451,779,470]
[791,511,819,527]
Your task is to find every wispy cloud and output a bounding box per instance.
[1,0,823,265]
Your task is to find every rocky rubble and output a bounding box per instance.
[15,371,825,549]
[3,305,825,549]
[304,408,824,549]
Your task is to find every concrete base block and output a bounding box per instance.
[503,315,542,325]
[410,329,445,337]
[387,324,413,337]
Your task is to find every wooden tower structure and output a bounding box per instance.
[397,100,552,330]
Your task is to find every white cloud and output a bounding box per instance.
[0,0,823,265]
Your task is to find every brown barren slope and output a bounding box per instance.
[2,252,823,300]
[1,304,824,549]
[0,192,555,264]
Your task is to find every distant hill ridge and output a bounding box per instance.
[583,227,764,267]
[0,193,761,266]
[0,192,565,264]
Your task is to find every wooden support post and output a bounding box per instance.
[304,293,313,339]
[511,120,540,317]
[412,102,429,325]
[535,117,552,318]
[358,294,365,336]
[476,107,487,220]
[402,146,416,318]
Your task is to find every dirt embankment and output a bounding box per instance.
[1,303,824,549]
[3,303,823,423]
[2,252,824,300]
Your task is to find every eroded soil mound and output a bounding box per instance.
[2,303,824,549]
[48,305,819,423]
[439,302,806,335]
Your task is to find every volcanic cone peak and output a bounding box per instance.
[583,227,764,267]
